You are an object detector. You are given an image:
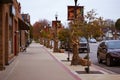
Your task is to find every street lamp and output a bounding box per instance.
[73,0,90,73]
[74,0,78,19]
[53,14,59,52]
[74,0,78,6]
[67,38,70,61]
[55,14,58,21]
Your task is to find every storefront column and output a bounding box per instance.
[0,5,5,70]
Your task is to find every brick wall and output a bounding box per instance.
[0,0,30,70]
[0,4,5,70]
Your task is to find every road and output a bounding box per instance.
[79,42,120,74]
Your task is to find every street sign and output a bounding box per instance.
[67,6,84,21]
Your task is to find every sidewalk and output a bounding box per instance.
[46,45,120,80]
[0,42,120,80]
[0,42,80,80]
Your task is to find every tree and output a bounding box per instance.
[69,18,92,66]
[114,18,120,39]
[58,28,70,41]
[70,9,99,66]
[58,28,70,49]
[33,22,41,42]
[33,19,50,42]
[115,18,120,30]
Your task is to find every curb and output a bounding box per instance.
[43,47,81,80]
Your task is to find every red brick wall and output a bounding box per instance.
[0,0,30,70]
[0,4,5,70]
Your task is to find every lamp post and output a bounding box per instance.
[67,38,70,61]
[53,14,59,52]
[73,0,90,73]
[74,0,77,5]
[74,0,78,19]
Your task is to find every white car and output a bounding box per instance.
[79,37,90,53]
[89,38,97,43]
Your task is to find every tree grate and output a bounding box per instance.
[76,71,103,74]
[61,60,71,62]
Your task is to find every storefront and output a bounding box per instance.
[0,0,30,70]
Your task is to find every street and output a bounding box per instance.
[79,42,120,74]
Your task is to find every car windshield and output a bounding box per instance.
[80,37,87,42]
[107,41,120,49]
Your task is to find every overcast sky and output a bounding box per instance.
[17,0,120,25]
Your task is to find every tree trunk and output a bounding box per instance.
[71,42,81,65]
[46,39,50,48]
[71,39,91,66]
[40,38,44,45]
[53,38,59,52]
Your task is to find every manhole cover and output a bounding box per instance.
[76,71,103,74]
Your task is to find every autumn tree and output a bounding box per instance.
[33,19,50,43]
[115,18,120,30]
[70,20,84,65]
[84,9,98,38]
[58,28,70,49]
[33,22,41,42]
[115,18,120,39]
[70,9,100,65]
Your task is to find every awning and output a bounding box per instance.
[18,18,30,30]
[0,0,13,3]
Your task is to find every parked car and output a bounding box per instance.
[97,40,120,66]
[78,37,90,53]
[89,38,97,43]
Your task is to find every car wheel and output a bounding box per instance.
[106,55,113,66]
[97,55,102,63]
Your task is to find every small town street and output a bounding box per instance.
[0,42,79,80]
[1,0,120,80]
[1,42,120,80]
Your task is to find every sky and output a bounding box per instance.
[17,0,120,26]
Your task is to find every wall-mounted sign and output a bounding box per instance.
[67,6,84,21]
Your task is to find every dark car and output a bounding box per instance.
[97,40,120,66]
[79,37,90,53]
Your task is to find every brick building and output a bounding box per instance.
[0,0,30,70]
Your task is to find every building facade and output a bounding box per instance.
[0,0,30,70]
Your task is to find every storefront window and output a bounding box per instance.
[9,16,13,54]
